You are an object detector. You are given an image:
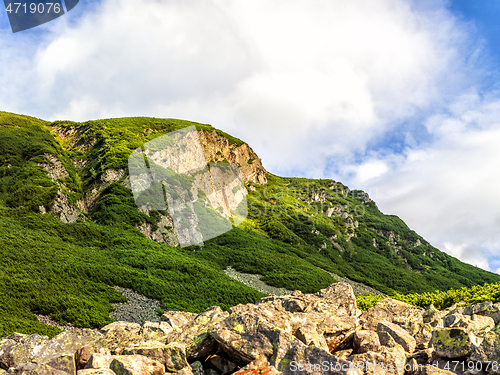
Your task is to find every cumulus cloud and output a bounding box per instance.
[3,0,482,165]
[347,93,500,271]
[1,0,499,270]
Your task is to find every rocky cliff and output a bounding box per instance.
[2,283,500,375]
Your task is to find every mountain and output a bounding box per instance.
[0,111,498,338]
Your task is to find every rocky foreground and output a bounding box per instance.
[2,283,500,375]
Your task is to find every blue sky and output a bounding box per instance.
[2,0,500,272]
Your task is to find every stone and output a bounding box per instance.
[294,324,328,351]
[76,347,92,370]
[432,328,480,359]
[279,345,361,375]
[470,331,500,363]
[378,331,399,348]
[332,349,352,359]
[316,283,361,317]
[85,353,114,369]
[109,355,165,375]
[189,361,204,375]
[348,345,407,375]
[353,330,380,354]
[100,322,141,335]
[174,366,194,375]
[77,369,116,375]
[164,307,229,359]
[37,330,102,360]
[140,322,173,341]
[12,361,69,375]
[208,353,238,373]
[362,298,423,334]
[121,341,188,371]
[463,301,497,316]
[316,315,358,353]
[161,311,197,330]
[377,321,416,353]
[423,305,444,325]
[0,334,49,368]
[442,314,495,336]
[97,328,146,354]
[33,352,77,374]
[414,323,433,349]
[233,356,282,375]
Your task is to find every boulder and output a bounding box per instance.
[32,352,77,374]
[165,306,229,360]
[279,345,361,375]
[378,331,399,349]
[458,300,500,324]
[431,328,480,359]
[85,353,114,369]
[294,323,329,351]
[173,366,194,375]
[109,355,165,375]
[12,361,69,374]
[140,322,173,341]
[314,315,358,352]
[77,369,116,374]
[257,283,360,318]
[37,330,102,360]
[362,298,423,334]
[76,347,92,370]
[377,321,416,353]
[348,345,407,375]
[233,356,282,375]
[442,314,495,337]
[316,283,361,317]
[352,330,380,354]
[0,334,49,368]
[470,331,500,363]
[268,328,305,368]
[121,342,188,371]
[161,311,197,329]
[100,322,141,335]
[97,328,147,355]
[414,323,433,349]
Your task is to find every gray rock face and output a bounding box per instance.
[4,283,500,375]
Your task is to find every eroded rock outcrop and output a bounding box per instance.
[3,284,500,375]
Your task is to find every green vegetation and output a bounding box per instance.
[357,282,500,311]
[0,111,499,338]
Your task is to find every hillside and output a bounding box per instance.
[0,111,499,338]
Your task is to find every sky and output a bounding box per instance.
[1,0,500,273]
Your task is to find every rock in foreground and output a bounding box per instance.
[2,283,500,374]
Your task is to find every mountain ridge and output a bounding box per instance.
[0,111,498,338]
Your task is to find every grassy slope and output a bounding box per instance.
[0,111,499,337]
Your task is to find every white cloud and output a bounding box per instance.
[347,94,500,271]
[5,0,480,168]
